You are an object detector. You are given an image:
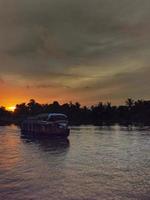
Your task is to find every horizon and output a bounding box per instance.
[1,97,150,112]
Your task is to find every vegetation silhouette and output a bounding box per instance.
[1,98,150,125]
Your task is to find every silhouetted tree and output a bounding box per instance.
[1,98,150,125]
[14,103,29,117]
[27,99,43,115]
[126,98,134,109]
[0,106,12,124]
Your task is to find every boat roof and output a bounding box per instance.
[48,113,67,118]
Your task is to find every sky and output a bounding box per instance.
[0,0,150,108]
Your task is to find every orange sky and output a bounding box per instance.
[0,79,126,108]
[0,80,91,108]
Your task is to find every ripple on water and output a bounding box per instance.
[0,125,150,200]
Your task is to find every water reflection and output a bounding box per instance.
[21,132,70,153]
[0,125,150,200]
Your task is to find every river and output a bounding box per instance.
[0,125,150,200]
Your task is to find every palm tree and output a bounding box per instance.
[125,98,134,109]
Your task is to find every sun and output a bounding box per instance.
[6,106,16,112]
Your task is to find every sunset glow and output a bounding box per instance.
[6,106,16,112]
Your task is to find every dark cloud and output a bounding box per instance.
[71,66,150,104]
[0,0,150,103]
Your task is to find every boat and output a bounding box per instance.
[21,113,70,138]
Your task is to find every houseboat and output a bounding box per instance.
[21,113,70,138]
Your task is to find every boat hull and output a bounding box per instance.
[21,120,70,138]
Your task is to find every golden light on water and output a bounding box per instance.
[6,106,16,112]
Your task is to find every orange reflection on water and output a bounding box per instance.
[0,127,21,170]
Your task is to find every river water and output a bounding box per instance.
[0,125,150,200]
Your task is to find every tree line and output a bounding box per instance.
[0,98,150,125]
